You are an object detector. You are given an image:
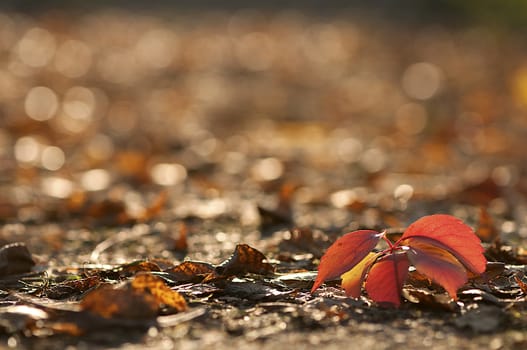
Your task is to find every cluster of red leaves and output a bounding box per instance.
[311,215,487,307]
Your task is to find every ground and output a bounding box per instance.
[1,5,527,350]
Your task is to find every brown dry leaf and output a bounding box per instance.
[402,286,458,311]
[257,183,295,229]
[0,242,35,277]
[469,262,506,282]
[173,222,188,252]
[485,239,527,265]
[164,261,216,282]
[278,227,330,258]
[456,178,502,206]
[514,274,527,295]
[119,260,162,276]
[81,284,158,319]
[215,244,275,277]
[86,198,131,226]
[131,273,187,312]
[44,275,102,299]
[137,191,168,222]
[476,207,499,243]
[115,151,150,184]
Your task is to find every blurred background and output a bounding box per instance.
[1,0,527,253]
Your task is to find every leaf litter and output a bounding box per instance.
[1,5,527,350]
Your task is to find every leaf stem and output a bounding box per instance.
[381,230,395,251]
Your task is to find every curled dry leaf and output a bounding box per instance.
[0,242,35,277]
[312,214,487,307]
[44,275,102,299]
[215,244,275,277]
[165,261,216,282]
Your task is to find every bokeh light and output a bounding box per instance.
[150,163,187,186]
[54,39,93,78]
[24,86,59,121]
[17,27,56,68]
[401,62,443,100]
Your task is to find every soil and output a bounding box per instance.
[1,4,527,350]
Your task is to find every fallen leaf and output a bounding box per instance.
[399,214,487,274]
[119,260,162,276]
[402,286,458,311]
[476,207,499,243]
[164,261,216,282]
[514,274,527,295]
[215,244,275,277]
[44,275,102,299]
[311,230,381,293]
[131,273,187,312]
[406,240,468,299]
[365,253,409,308]
[80,284,158,319]
[0,242,35,277]
[173,222,188,252]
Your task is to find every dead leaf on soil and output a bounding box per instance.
[0,242,35,277]
[44,275,102,299]
[131,273,187,312]
[80,284,158,319]
[215,243,275,277]
[476,207,499,243]
[172,221,188,252]
[514,274,527,295]
[164,261,216,283]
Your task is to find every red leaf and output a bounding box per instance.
[341,252,380,298]
[311,230,381,293]
[406,240,467,299]
[365,252,409,307]
[398,214,486,274]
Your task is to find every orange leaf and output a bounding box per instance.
[81,285,158,319]
[312,230,381,293]
[165,261,216,282]
[132,273,187,312]
[341,252,380,298]
[215,244,275,277]
[399,214,486,274]
[365,253,409,307]
[406,240,467,299]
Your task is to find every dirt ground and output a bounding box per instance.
[1,4,527,350]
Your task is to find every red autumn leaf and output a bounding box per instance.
[405,240,467,299]
[312,214,487,308]
[365,253,409,308]
[398,214,486,274]
[311,230,381,293]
